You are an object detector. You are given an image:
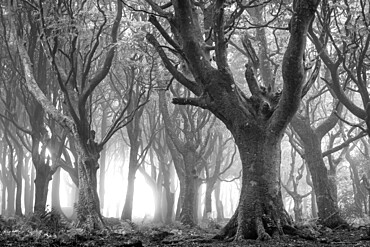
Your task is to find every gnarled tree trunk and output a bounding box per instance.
[146,0,319,240]
[291,114,346,228]
[75,139,104,229]
[218,124,289,240]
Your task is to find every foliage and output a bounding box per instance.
[0,216,369,246]
[18,208,70,234]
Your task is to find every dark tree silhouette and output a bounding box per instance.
[145,0,320,240]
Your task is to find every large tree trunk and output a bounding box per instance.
[218,128,290,240]
[11,0,122,230]
[304,142,344,227]
[147,0,319,240]
[180,152,198,225]
[75,141,104,229]
[33,160,52,213]
[290,109,346,228]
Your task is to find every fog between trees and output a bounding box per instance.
[1,0,370,241]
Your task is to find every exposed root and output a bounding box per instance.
[215,208,302,242]
[320,212,349,229]
[213,207,238,241]
[256,217,271,241]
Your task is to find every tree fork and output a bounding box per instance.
[147,0,320,241]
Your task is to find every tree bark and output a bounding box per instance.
[291,115,346,228]
[217,128,290,240]
[11,0,123,230]
[33,158,51,213]
[146,0,319,240]
[75,139,105,229]
[179,152,198,226]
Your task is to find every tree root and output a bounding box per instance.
[214,209,319,242]
[256,216,272,241]
[320,212,349,229]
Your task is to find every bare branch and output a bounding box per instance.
[322,131,367,157]
[146,33,202,96]
[213,0,230,71]
[80,0,123,107]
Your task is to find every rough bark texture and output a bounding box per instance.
[75,138,105,229]
[33,161,51,213]
[180,152,198,225]
[291,114,347,228]
[217,125,290,240]
[147,0,320,240]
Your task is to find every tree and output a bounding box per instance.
[290,97,347,227]
[310,0,370,140]
[202,129,235,221]
[119,58,152,221]
[282,147,311,223]
[344,140,367,216]
[145,0,320,240]
[8,0,142,229]
[151,118,177,223]
[159,83,215,226]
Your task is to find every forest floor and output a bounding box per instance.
[1,214,370,246]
